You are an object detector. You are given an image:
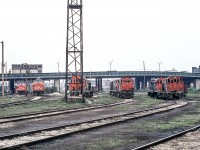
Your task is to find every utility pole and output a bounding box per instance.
[57,61,60,93]
[143,61,146,92]
[65,0,83,102]
[90,71,91,82]
[1,41,4,98]
[5,62,7,92]
[25,63,28,97]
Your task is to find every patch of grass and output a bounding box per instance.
[0,94,124,117]
[187,93,200,99]
[129,108,200,132]
[92,95,123,105]
[188,88,200,94]
[137,99,163,108]
[83,137,136,150]
[0,95,28,103]
[117,94,164,110]
[0,100,85,117]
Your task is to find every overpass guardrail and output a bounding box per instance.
[1,71,200,80]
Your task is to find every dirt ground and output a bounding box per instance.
[19,100,200,150]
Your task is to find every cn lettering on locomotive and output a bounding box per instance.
[16,82,27,95]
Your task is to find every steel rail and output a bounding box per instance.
[133,124,200,150]
[0,98,33,108]
[0,100,134,124]
[0,101,187,149]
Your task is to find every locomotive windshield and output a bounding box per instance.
[122,78,132,83]
[123,80,130,83]
[174,79,176,83]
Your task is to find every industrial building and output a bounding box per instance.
[12,64,43,74]
[192,66,200,73]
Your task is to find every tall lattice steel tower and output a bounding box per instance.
[65,0,84,102]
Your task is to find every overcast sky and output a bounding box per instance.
[0,0,200,73]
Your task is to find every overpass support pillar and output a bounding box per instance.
[146,81,150,90]
[9,80,15,94]
[135,79,140,91]
[95,78,102,91]
[54,79,60,92]
[194,79,200,89]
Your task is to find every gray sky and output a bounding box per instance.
[0,0,200,73]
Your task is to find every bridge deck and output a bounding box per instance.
[1,71,200,80]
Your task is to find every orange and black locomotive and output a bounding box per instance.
[69,75,93,98]
[148,76,187,100]
[110,77,135,99]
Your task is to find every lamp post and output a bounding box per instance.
[0,41,4,98]
[57,61,60,93]
[25,63,28,97]
[90,71,91,82]
[109,60,113,71]
[157,62,163,72]
[5,62,7,92]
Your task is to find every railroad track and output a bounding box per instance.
[0,98,33,108]
[134,124,200,150]
[0,101,187,149]
[0,99,134,124]
[0,96,41,108]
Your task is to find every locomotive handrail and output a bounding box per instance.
[1,71,200,80]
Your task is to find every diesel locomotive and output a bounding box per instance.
[148,76,187,100]
[110,77,135,99]
[69,75,93,98]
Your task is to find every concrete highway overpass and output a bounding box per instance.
[1,71,200,93]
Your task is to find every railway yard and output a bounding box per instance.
[0,91,199,150]
[1,0,200,149]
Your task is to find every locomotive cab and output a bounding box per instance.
[69,75,93,98]
[147,78,157,98]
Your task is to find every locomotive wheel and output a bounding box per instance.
[164,94,169,100]
[179,93,183,99]
[119,94,122,98]
[131,94,134,98]
[177,94,180,100]
[90,92,93,98]
[117,93,119,98]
